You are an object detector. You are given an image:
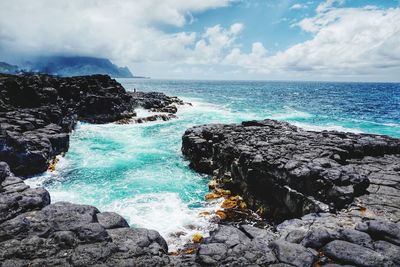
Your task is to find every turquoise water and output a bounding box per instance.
[27,79,400,249]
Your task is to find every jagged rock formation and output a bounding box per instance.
[0,162,169,267]
[129,91,186,114]
[0,73,135,176]
[0,74,185,266]
[182,119,400,222]
[2,73,399,266]
[181,118,400,266]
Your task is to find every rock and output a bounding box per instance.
[300,228,334,249]
[0,73,135,176]
[131,114,177,124]
[356,219,400,246]
[195,224,277,266]
[129,92,185,113]
[373,240,400,264]
[97,212,130,229]
[269,240,317,267]
[192,233,203,244]
[197,243,228,265]
[323,240,395,266]
[340,228,373,248]
[182,119,400,222]
[0,166,170,266]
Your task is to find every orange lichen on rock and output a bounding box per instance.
[48,158,59,172]
[198,211,211,217]
[192,233,203,243]
[221,196,246,209]
[205,192,223,200]
[215,188,231,196]
[182,248,196,254]
[168,251,180,256]
[216,210,227,219]
[205,188,231,200]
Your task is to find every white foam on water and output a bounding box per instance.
[293,122,363,133]
[106,192,222,251]
[269,106,313,120]
[25,155,69,188]
[177,98,260,123]
[381,122,400,127]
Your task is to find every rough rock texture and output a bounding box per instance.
[193,213,400,266]
[182,119,400,222]
[129,91,185,113]
[0,74,135,176]
[0,74,191,266]
[182,119,400,266]
[0,162,170,267]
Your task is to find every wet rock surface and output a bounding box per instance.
[129,91,186,113]
[0,73,135,176]
[0,162,170,267]
[2,74,399,266]
[182,119,400,221]
[0,74,188,266]
[182,119,400,266]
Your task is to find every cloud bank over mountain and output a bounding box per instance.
[0,0,399,81]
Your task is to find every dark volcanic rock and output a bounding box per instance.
[323,240,395,266]
[0,73,135,176]
[0,162,170,266]
[182,119,400,222]
[269,240,317,267]
[182,118,400,266]
[196,224,277,266]
[129,91,185,113]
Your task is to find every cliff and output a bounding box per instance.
[28,56,134,78]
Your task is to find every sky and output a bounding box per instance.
[0,0,399,81]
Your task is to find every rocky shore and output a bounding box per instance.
[182,119,400,266]
[0,74,183,176]
[0,74,183,266]
[1,73,399,266]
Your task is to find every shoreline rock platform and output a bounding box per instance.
[182,119,400,266]
[1,74,399,266]
[0,74,182,266]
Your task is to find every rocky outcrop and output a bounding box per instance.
[193,213,400,266]
[0,73,135,176]
[0,162,170,267]
[129,91,186,114]
[182,119,400,222]
[0,73,195,266]
[182,119,400,266]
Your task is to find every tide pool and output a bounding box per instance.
[26,79,400,249]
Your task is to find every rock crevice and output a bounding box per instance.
[182,119,400,222]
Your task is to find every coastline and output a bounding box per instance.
[1,74,399,266]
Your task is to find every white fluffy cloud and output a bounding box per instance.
[290,3,306,10]
[1,0,399,80]
[316,0,345,13]
[0,0,231,65]
[223,5,400,80]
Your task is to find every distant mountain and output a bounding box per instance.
[0,62,19,74]
[27,56,134,78]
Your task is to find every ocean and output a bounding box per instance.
[26,79,400,250]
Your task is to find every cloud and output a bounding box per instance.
[290,3,306,10]
[224,42,268,72]
[0,0,231,64]
[316,0,345,13]
[223,6,400,80]
[1,0,399,81]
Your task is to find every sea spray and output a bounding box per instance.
[27,79,400,249]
